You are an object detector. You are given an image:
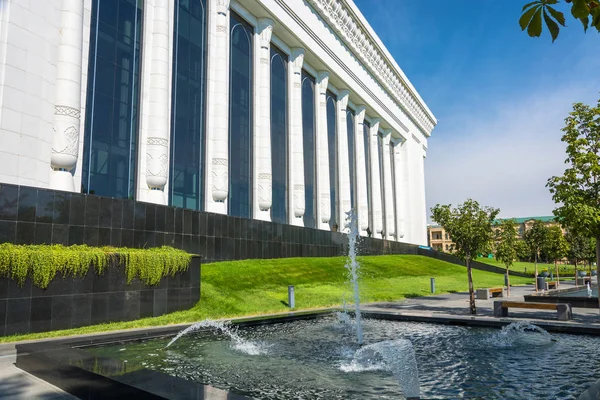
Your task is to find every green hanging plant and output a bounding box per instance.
[0,244,193,289]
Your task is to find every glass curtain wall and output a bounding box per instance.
[301,71,316,228]
[270,46,288,224]
[83,0,144,198]
[169,0,207,210]
[363,120,371,233]
[346,109,356,212]
[228,13,253,218]
[326,92,337,231]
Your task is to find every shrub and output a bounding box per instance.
[0,244,192,289]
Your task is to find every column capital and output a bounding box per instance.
[258,18,274,49]
[391,135,407,146]
[291,48,305,73]
[370,118,381,133]
[355,105,366,122]
[216,0,231,16]
[316,71,330,94]
[338,89,350,111]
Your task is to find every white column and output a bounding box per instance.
[336,90,350,231]
[392,137,406,241]
[289,48,305,226]
[143,0,171,205]
[369,119,383,239]
[316,71,330,230]
[354,106,368,236]
[417,147,428,245]
[49,0,84,192]
[381,129,395,240]
[255,18,274,220]
[205,0,230,213]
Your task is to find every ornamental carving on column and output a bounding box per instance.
[291,48,305,74]
[338,90,349,111]
[216,0,230,16]
[146,137,169,182]
[258,18,274,49]
[212,157,229,201]
[317,71,330,95]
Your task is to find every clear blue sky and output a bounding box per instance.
[354,0,600,220]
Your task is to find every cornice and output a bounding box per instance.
[305,0,436,136]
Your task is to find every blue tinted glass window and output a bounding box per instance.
[346,109,355,213]
[170,0,206,210]
[83,0,143,198]
[228,13,253,218]
[363,120,371,232]
[302,71,316,228]
[270,47,288,224]
[326,92,337,230]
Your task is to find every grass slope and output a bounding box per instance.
[475,257,577,276]
[1,255,533,343]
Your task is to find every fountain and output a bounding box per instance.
[343,209,364,345]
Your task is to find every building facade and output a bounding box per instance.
[0,0,436,246]
[427,216,560,253]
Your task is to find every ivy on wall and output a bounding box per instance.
[0,244,193,289]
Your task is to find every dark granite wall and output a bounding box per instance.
[0,257,201,336]
[0,183,419,262]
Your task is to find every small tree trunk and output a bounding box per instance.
[506,266,511,297]
[555,260,559,286]
[575,261,578,287]
[596,237,600,314]
[467,257,476,315]
[534,252,539,292]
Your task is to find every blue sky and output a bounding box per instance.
[354,0,600,220]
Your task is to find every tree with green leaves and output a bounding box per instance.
[494,219,518,296]
[524,220,549,291]
[431,199,500,315]
[543,225,570,284]
[547,97,600,304]
[520,0,600,42]
[515,239,532,262]
[566,230,591,284]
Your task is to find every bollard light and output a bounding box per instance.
[430,277,435,294]
[288,285,295,309]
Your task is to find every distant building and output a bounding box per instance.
[427,216,560,253]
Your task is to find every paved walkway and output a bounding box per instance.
[2,281,600,399]
[362,281,600,331]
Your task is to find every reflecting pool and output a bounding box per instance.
[83,317,600,399]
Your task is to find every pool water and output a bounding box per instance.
[84,317,600,399]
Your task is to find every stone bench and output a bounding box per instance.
[494,301,572,321]
[476,287,504,300]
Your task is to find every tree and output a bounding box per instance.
[524,220,549,291]
[516,239,532,262]
[520,0,600,42]
[495,219,518,296]
[566,230,591,284]
[543,225,570,284]
[547,97,600,308]
[431,199,499,315]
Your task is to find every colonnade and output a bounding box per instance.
[49,0,425,241]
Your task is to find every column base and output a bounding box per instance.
[206,200,227,215]
[49,169,75,192]
[292,216,304,227]
[255,209,271,222]
[147,188,166,205]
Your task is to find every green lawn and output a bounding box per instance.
[476,256,577,277]
[0,255,534,343]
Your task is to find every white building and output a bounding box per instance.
[0,0,436,245]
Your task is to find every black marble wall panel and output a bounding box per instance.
[0,183,421,264]
[0,257,201,337]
